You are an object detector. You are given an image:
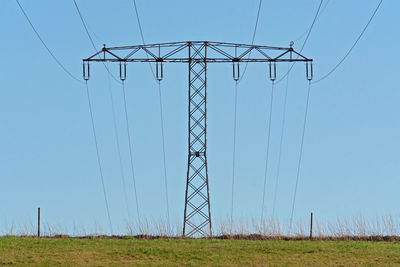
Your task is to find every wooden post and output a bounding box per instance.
[37,207,40,237]
[309,212,313,240]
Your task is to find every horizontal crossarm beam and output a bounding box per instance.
[83,41,312,63]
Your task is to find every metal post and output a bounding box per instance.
[182,43,191,237]
[37,207,40,237]
[183,42,212,237]
[204,43,212,237]
[309,212,313,240]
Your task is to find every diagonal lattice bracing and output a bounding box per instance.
[183,43,212,237]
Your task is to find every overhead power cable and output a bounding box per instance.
[275,0,323,85]
[121,81,140,220]
[132,0,170,222]
[293,0,330,43]
[106,70,131,219]
[85,81,113,234]
[238,0,262,83]
[132,0,156,80]
[132,0,146,47]
[260,81,275,223]
[72,0,131,218]
[312,0,383,84]
[230,0,262,231]
[289,81,312,234]
[230,81,239,230]
[272,65,290,218]
[157,81,170,226]
[72,0,122,85]
[15,0,84,84]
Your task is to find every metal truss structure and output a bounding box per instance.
[83,41,313,237]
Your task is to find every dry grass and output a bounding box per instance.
[2,215,400,238]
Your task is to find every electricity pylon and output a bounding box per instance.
[83,41,313,237]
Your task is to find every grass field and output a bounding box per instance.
[1,236,400,266]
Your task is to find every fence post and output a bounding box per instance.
[309,212,313,240]
[37,207,40,237]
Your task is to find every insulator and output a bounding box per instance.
[233,62,240,81]
[83,62,90,81]
[306,62,313,81]
[156,62,163,81]
[120,62,127,81]
[269,62,276,81]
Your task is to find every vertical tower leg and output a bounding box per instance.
[183,43,212,237]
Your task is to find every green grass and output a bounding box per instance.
[1,237,400,266]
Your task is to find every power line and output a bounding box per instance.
[229,0,265,220]
[289,81,312,234]
[72,0,96,48]
[121,81,140,220]
[132,0,170,223]
[76,11,104,44]
[275,0,323,85]
[72,0,122,85]
[260,81,275,223]
[292,0,330,43]
[15,0,84,84]
[157,81,170,226]
[231,0,262,227]
[230,81,238,230]
[250,1,262,45]
[132,0,146,47]
[272,65,290,218]
[132,0,156,80]
[85,81,113,234]
[72,0,131,219]
[238,0,262,83]
[106,69,131,220]
[312,0,383,84]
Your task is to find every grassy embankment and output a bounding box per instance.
[1,236,400,266]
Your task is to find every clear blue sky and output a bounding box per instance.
[0,0,398,234]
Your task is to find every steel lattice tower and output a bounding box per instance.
[183,43,212,236]
[83,41,313,237]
